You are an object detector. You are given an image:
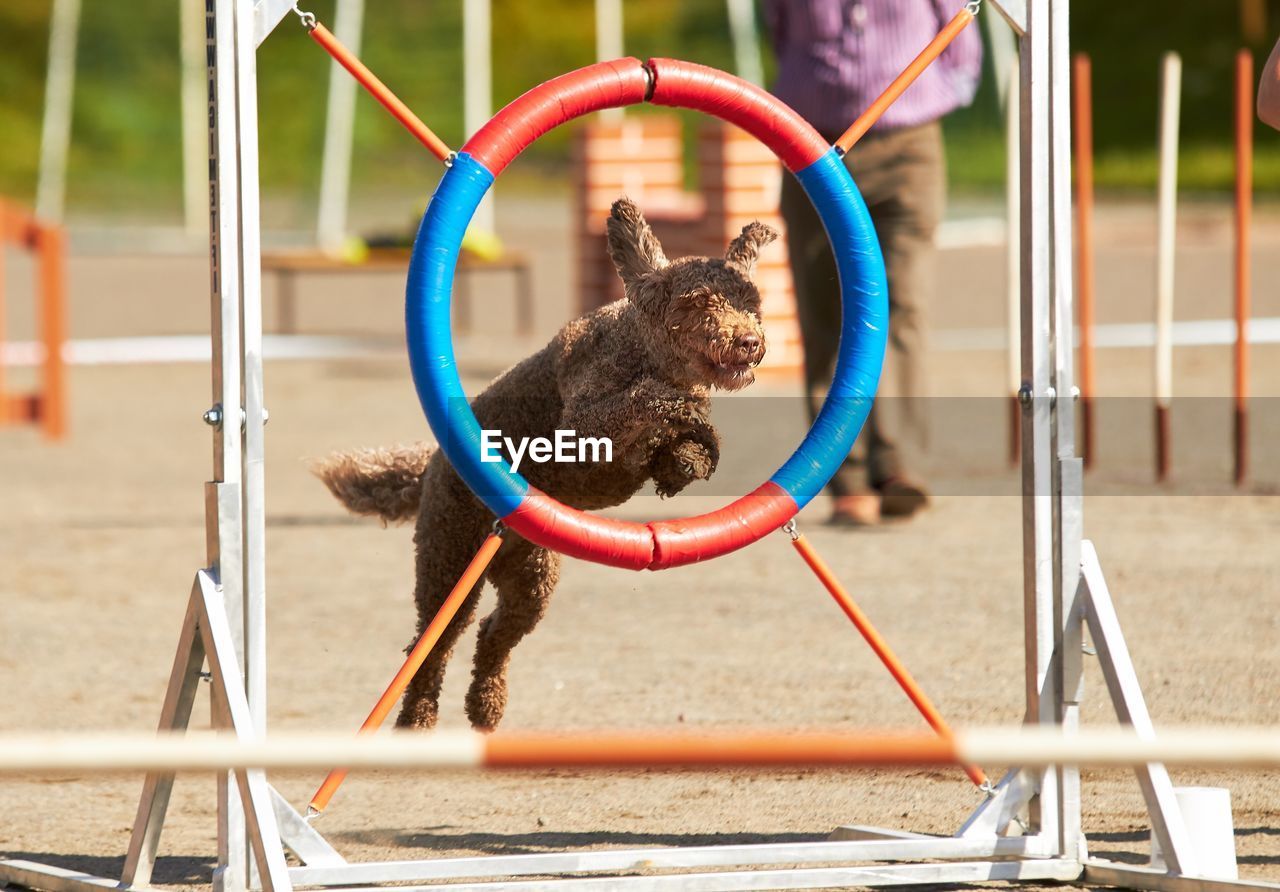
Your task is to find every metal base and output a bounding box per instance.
[0,858,1083,892]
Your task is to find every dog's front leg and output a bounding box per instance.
[560,382,692,473]
[649,424,720,498]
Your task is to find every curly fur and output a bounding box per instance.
[318,198,776,732]
[312,445,433,524]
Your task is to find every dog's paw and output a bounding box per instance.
[465,674,508,733]
[650,434,717,498]
[394,696,439,731]
[672,435,717,481]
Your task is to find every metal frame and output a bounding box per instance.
[1,1,1277,890]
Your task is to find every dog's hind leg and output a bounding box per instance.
[396,478,491,730]
[464,539,561,732]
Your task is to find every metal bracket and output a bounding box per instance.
[253,0,297,46]
[987,0,1027,35]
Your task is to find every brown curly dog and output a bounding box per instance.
[315,197,776,731]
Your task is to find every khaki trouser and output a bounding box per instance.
[780,121,944,495]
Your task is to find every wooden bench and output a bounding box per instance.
[261,248,534,336]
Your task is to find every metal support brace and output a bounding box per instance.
[1080,541,1198,876]
[957,769,1037,838]
[989,0,1027,34]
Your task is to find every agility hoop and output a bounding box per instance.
[405,58,888,570]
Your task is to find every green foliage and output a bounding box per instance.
[1,0,1278,218]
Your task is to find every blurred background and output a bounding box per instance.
[0,0,1277,492]
[2,0,1280,232]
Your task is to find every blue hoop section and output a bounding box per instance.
[771,148,886,508]
[404,153,527,517]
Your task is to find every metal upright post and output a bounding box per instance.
[234,0,269,746]
[1048,0,1085,862]
[1018,0,1059,850]
[207,0,248,886]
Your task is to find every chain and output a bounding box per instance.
[781,519,800,541]
[291,3,317,30]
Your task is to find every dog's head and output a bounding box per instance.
[606,197,774,392]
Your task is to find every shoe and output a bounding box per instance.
[877,476,930,519]
[827,493,881,527]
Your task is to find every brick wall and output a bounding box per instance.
[574,115,802,376]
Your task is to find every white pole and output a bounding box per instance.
[725,0,764,87]
[1005,58,1020,397]
[316,0,365,253]
[594,0,624,124]
[3,727,1280,773]
[1004,56,1021,466]
[463,0,496,236]
[985,7,1018,110]
[35,0,81,222]
[180,0,207,238]
[1154,52,1181,477]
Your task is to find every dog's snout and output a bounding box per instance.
[734,332,764,361]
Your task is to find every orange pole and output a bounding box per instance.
[1073,54,1096,470]
[37,224,67,440]
[307,22,453,163]
[1234,50,1252,487]
[789,532,987,788]
[0,199,9,427]
[486,730,958,770]
[835,8,977,153]
[308,531,503,815]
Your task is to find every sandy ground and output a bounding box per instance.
[1,195,1279,889]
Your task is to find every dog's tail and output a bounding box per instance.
[311,444,434,524]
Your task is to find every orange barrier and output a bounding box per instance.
[308,531,504,815]
[0,199,67,439]
[485,730,957,769]
[1073,54,1096,470]
[307,22,452,163]
[835,7,977,153]
[1234,50,1252,487]
[788,530,987,788]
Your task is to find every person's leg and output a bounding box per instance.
[780,171,873,511]
[843,123,944,514]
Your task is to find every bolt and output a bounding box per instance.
[1017,385,1033,408]
[203,405,223,428]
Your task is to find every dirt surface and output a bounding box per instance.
[1,196,1279,889]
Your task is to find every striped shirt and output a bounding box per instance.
[764,0,984,136]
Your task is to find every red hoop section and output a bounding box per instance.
[464,58,651,177]
[647,58,829,172]
[502,482,796,571]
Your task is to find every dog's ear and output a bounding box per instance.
[606,197,667,288]
[724,221,778,275]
